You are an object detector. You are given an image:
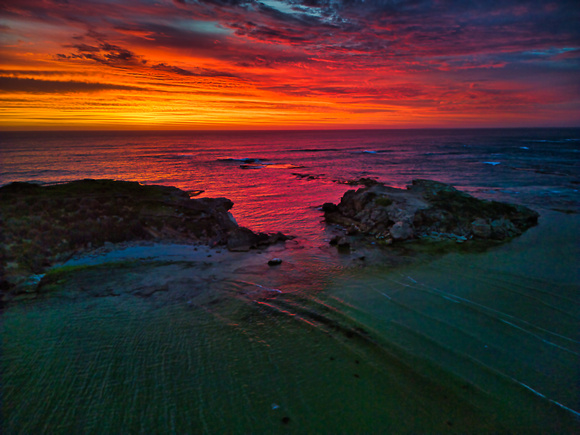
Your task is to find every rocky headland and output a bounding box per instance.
[0,179,288,298]
[0,178,541,302]
[323,179,539,247]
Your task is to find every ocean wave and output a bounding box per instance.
[528,139,580,143]
[288,148,342,152]
[239,162,305,170]
[351,149,393,154]
[218,157,268,163]
[149,153,197,160]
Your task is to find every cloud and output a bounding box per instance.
[9,0,579,72]
[0,76,144,93]
[57,42,144,66]
[2,0,579,126]
[151,63,237,78]
[0,69,72,76]
[56,38,239,80]
[260,82,427,100]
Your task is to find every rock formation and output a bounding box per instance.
[323,179,539,245]
[0,179,288,295]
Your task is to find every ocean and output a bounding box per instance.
[1,128,579,432]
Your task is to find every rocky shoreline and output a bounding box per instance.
[323,179,539,247]
[0,178,540,302]
[0,179,288,299]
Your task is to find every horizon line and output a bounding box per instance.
[2,125,580,133]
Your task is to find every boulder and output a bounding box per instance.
[324,179,538,245]
[227,227,260,252]
[471,218,492,239]
[226,229,291,252]
[390,221,414,241]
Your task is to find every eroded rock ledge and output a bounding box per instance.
[0,179,288,294]
[323,179,539,245]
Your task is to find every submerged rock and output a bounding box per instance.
[268,258,283,266]
[0,179,288,297]
[324,179,539,245]
[227,229,290,252]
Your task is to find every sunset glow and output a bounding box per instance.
[1,0,579,129]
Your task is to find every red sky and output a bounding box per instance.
[1,0,579,129]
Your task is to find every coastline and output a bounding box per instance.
[1,179,578,433]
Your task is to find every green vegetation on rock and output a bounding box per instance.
[0,179,238,297]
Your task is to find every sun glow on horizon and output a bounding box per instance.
[1,0,579,130]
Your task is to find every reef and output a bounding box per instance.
[0,179,288,298]
[323,179,539,246]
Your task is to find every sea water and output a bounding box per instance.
[1,129,579,432]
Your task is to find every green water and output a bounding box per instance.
[2,213,579,433]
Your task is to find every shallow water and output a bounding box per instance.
[1,129,579,432]
[2,212,579,433]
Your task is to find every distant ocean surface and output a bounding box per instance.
[1,129,579,433]
[2,128,579,238]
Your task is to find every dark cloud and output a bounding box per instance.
[0,69,71,76]
[151,63,236,78]
[56,37,239,79]
[67,43,100,53]
[0,76,144,93]
[57,42,144,66]
[131,22,227,51]
[261,83,425,99]
[230,21,311,44]
[8,0,578,68]
[99,43,139,63]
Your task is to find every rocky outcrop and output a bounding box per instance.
[324,179,539,245]
[0,179,288,295]
[226,228,289,252]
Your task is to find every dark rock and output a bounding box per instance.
[330,236,351,249]
[490,218,519,239]
[227,227,260,252]
[226,229,290,252]
[471,218,492,238]
[338,238,351,249]
[268,258,283,266]
[357,177,380,187]
[239,163,265,169]
[335,177,380,187]
[293,173,321,180]
[258,231,291,246]
[324,179,538,245]
[0,179,289,297]
[390,221,414,240]
[322,202,338,213]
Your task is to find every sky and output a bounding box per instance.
[1,0,579,130]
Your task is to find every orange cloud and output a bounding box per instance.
[0,0,578,129]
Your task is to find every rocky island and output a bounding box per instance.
[323,179,539,246]
[1,178,540,301]
[0,179,288,299]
